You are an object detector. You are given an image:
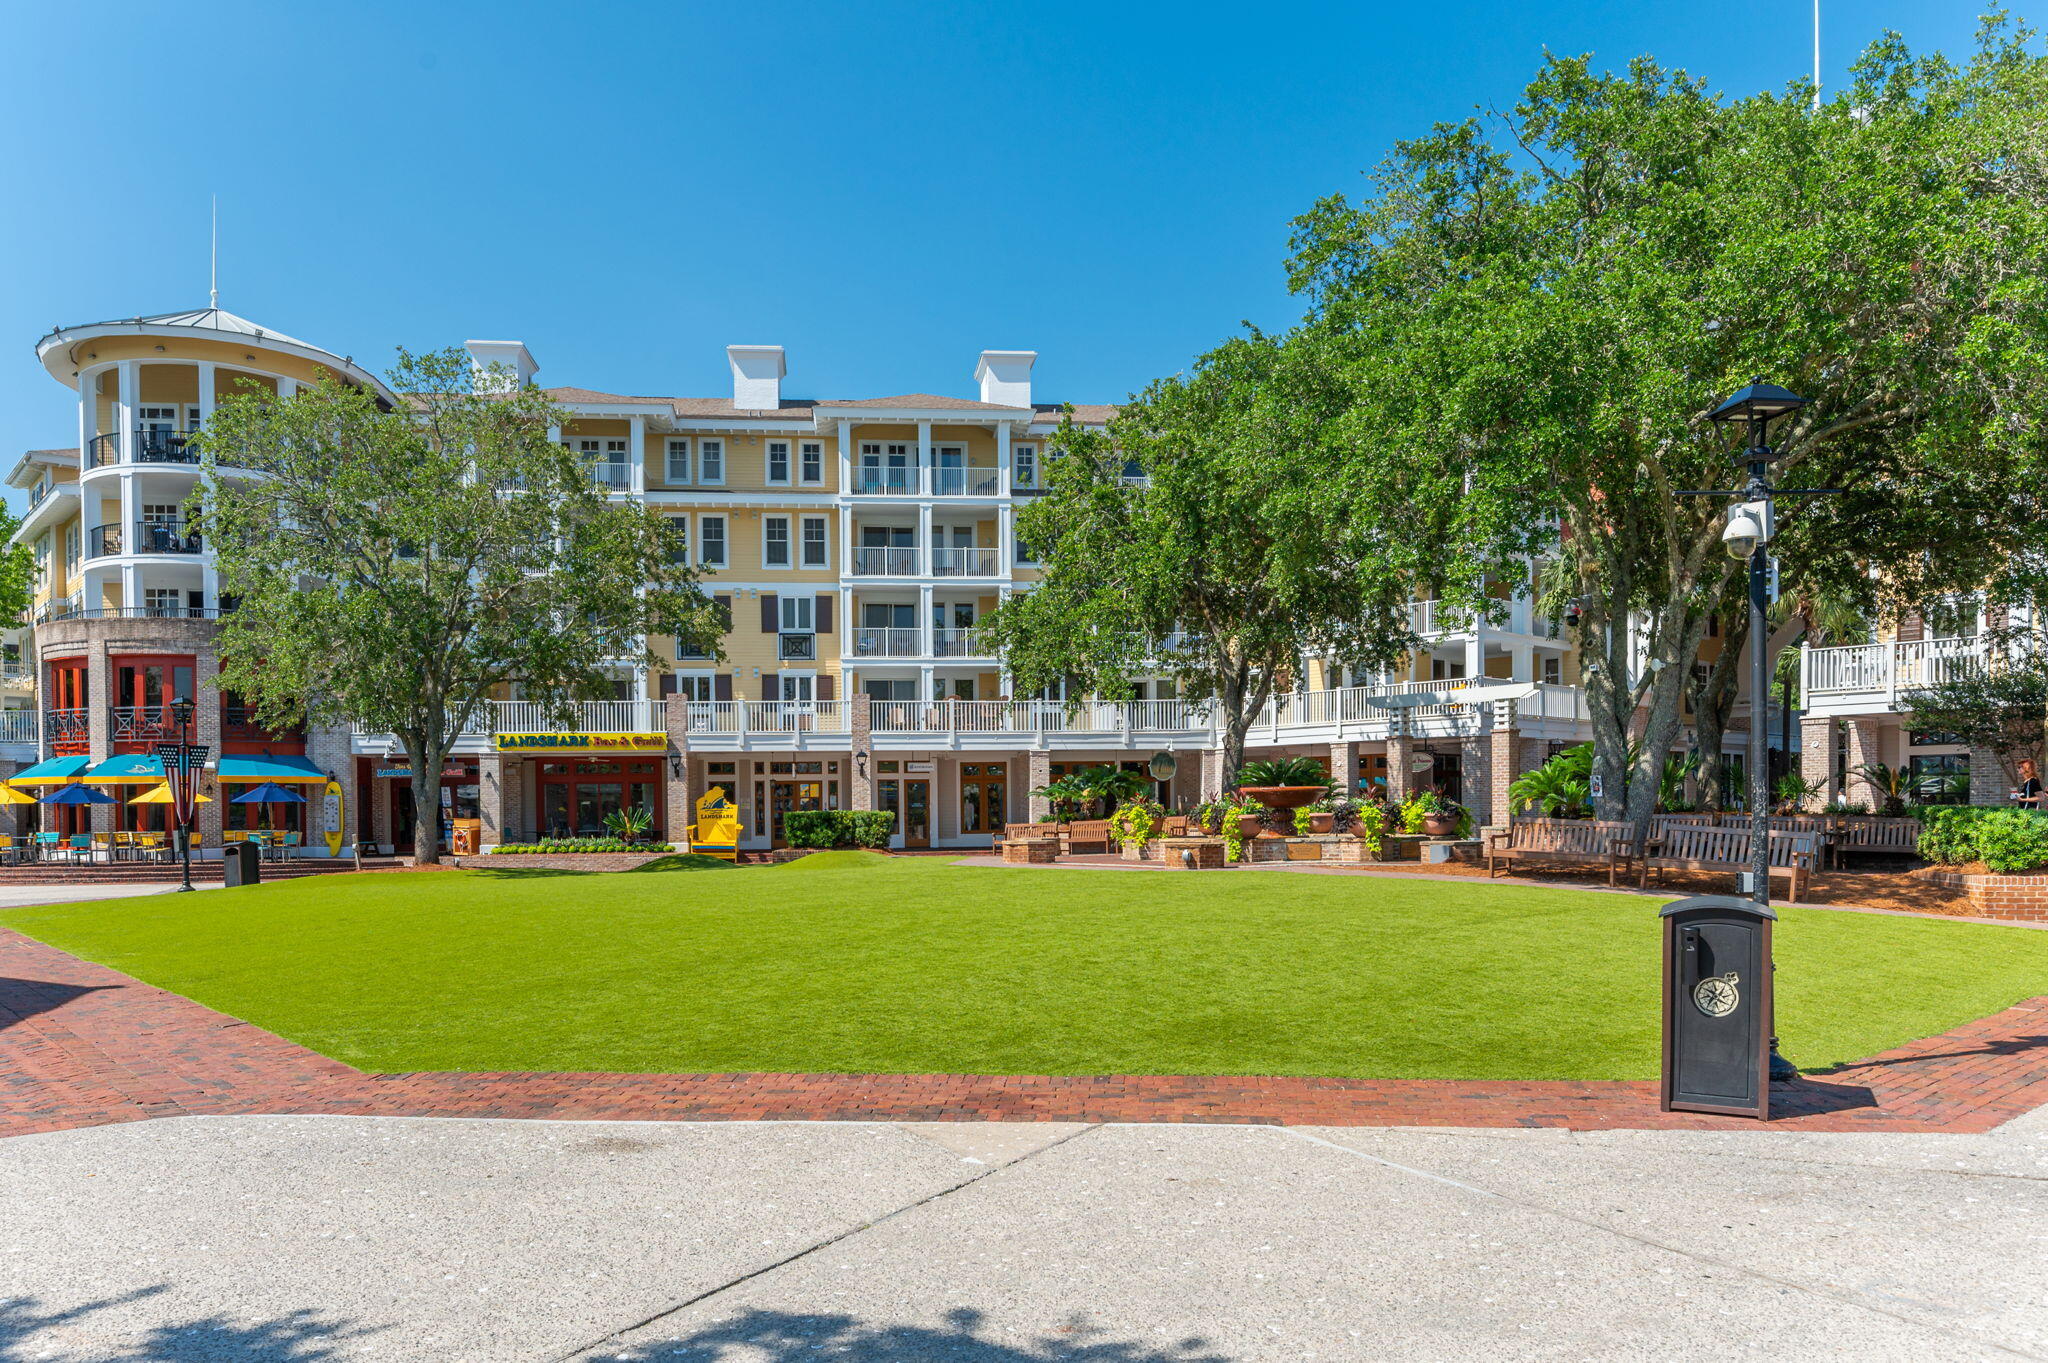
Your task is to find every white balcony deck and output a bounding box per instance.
[1800,636,2004,717]
[348,680,1589,755]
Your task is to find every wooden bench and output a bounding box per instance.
[1833,815,1923,861]
[1639,824,1819,902]
[1485,819,1636,885]
[1063,819,1114,855]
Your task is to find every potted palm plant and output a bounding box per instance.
[1234,757,1335,836]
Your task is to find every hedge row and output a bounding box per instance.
[782,810,897,849]
[1916,807,2048,874]
[492,838,677,855]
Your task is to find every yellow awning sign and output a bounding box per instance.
[493,733,665,753]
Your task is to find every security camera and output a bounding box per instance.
[1722,500,1771,561]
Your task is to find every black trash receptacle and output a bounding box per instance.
[223,840,261,887]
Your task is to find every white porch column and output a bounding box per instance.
[1509,641,1535,683]
[839,504,853,575]
[627,415,646,496]
[920,663,936,703]
[1463,627,1485,683]
[837,419,853,491]
[76,368,94,458]
[995,423,1012,491]
[277,377,298,400]
[918,502,934,578]
[196,362,216,424]
[120,564,140,615]
[841,586,856,661]
[998,503,1014,576]
[919,583,935,659]
[916,419,932,496]
[116,360,139,463]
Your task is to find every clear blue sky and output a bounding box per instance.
[0,0,1990,512]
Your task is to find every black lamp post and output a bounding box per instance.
[1701,378,1819,1085]
[155,695,208,894]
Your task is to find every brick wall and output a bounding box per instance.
[1918,869,2048,922]
[1800,715,1835,807]
[1969,747,2008,808]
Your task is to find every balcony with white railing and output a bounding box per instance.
[847,626,924,658]
[868,697,1213,739]
[850,546,921,577]
[931,626,991,658]
[1800,635,2002,715]
[0,710,39,745]
[930,466,1003,497]
[932,547,1000,578]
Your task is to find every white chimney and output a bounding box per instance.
[975,350,1036,407]
[727,344,786,410]
[464,340,538,392]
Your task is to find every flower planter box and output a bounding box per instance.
[1157,836,1225,870]
[1913,867,2048,921]
[1002,837,1060,865]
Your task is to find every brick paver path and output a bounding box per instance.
[5,927,2045,1138]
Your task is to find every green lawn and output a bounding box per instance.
[6,852,2044,1080]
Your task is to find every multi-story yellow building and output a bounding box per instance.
[16,304,1818,857]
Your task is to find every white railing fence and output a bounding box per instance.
[1803,635,2001,698]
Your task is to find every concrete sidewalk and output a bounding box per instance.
[4,1110,2046,1360]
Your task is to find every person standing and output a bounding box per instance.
[2013,758,2044,808]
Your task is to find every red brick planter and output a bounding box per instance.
[1913,867,2048,921]
[454,852,679,873]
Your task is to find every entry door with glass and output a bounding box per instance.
[959,762,1007,843]
[878,777,931,848]
[769,780,824,847]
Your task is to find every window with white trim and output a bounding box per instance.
[763,516,791,568]
[664,516,689,564]
[1013,445,1038,489]
[665,438,692,484]
[675,671,715,702]
[800,516,828,568]
[767,441,791,484]
[698,439,724,485]
[699,515,727,567]
[779,595,814,631]
[800,442,823,484]
[64,525,79,573]
[1542,655,1562,685]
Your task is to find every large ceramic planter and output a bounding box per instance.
[1239,785,1327,838]
[1423,814,1459,839]
[1236,813,1265,839]
[1307,812,1335,834]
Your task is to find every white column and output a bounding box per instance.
[995,422,1012,491]
[76,368,94,460]
[1464,627,1485,683]
[919,583,935,659]
[998,503,1014,577]
[277,377,298,400]
[627,415,646,496]
[839,504,853,575]
[918,502,934,578]
[920,663,936,702]
[196,362,216,425]
[916,419,932,496]
[116,361,139,463]
[841,586,856,661]
[121,564,140,614]
[837,419,853,492]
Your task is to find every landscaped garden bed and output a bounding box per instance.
[6,852,2045,1081]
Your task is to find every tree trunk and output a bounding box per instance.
[403,735,451,866]
[1693,611,1748,810]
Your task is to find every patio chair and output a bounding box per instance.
[67,835,93,863]
[135,831,166,863]
[33,831,61,862]
[0,835,17,866]
[111,830,137,862]
[279,831,303,862]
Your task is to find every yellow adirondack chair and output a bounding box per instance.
[687,785,740,862]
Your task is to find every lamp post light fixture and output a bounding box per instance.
[1697,377,1832,1085]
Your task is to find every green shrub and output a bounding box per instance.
[1916,807,2048,872]
[490,838,676,855]
[781,810,897,850]
[1109,798,1166,846]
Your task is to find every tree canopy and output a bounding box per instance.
[191,348,724,860]
[978,330,1418,780]
[1286,22,2048,824]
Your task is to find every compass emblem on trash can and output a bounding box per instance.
[1693,971,1740,1018]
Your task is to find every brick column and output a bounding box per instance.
[1460,730,1492,827]
[1969,746,2009,807]
[1028,749,1052,819]
[1199,747,1227,801]
[1327,741,1358,795]
[301,717,358,856]
[1799,715,1836,807]
[850,694,874,811]
[478,750,508,848]
[663,695,694,840]
[86,636,113,833]
[193,646,224,850]
[1843,718,1883,810]
[1486,705,1522,829]
[1385,727,1415,805]
[370,772,393,852]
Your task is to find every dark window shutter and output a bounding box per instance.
[713,594,733,630]
[817,673,835,702]
[763,672,778,701]
[815,593,834,634]
[1897,612,1923,643]
[714,673,733,702]
[761,593,778,633]
[659,673,677,698]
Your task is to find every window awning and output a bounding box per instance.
[8,755,94,786]
[218,754,328,784]
[81,753,176,784]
